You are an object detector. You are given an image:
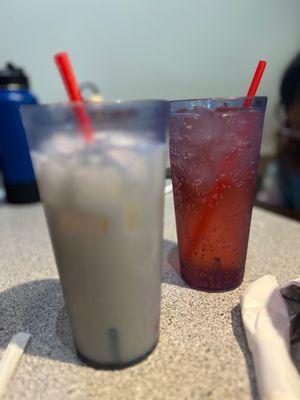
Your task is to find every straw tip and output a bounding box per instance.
[54,51,69,61]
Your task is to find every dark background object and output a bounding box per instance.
[0,63,39,203]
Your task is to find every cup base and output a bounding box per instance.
[76,340,158,370]
[181,270,243,292]
[183,279,242,292]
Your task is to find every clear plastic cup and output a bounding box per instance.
[21,100,169,368]
[169,97,267,291]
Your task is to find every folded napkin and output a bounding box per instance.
[241,275,300,400]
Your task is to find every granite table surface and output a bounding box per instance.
[0,194,299,400]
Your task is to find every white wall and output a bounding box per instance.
[1,0,300,154]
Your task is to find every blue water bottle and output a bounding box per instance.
[0,63,39,203]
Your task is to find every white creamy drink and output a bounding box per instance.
[33,131,166,367]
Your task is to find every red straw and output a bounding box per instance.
[54,52,94,142]
[243,60,267,107]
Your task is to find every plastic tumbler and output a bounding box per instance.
[21,100,169,368]
[169,97,267,291]
[0,63,39,203]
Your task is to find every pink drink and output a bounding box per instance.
[169,98,267,291]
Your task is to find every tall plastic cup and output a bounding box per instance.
[21,100,169,368]
[169,97,267,291]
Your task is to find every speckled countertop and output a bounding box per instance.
[0,195,299,400]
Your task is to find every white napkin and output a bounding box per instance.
[241,275,300,400]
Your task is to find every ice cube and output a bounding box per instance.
[39,133,85,156]
[100,131,147,149]
[107,147,136,169]
[107,146,151,188]
[38,157,71,207]
[73,165,123,215]
[171,109,214,149]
